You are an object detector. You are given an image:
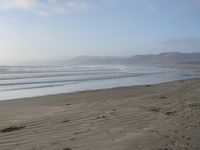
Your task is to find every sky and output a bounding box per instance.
[0,0,200,64]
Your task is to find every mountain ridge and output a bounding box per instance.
[63,52,200,66]
[20,52,200,67]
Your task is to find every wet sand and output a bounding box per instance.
[0,78,200,150]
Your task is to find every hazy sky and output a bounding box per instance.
[0,0,200,64]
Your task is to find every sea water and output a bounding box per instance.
[0,65,199,100]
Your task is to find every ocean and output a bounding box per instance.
[0,65,199,100]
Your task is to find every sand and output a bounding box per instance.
[0,78,200,150]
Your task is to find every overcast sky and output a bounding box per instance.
[0,0,200,64]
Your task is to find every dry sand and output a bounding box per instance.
[0,78,200,150]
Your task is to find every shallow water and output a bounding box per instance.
[0,65,199,100]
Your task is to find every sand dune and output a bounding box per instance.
[0,79,200,150]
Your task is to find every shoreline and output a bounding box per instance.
[0,78,200,150]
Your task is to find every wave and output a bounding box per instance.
[0,73,155,87]
[0,71,123,81]
[0,66,200,100]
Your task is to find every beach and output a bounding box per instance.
[0,78,200,150]
[0,0,200,149]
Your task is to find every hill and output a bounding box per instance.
[63,52,200,66]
